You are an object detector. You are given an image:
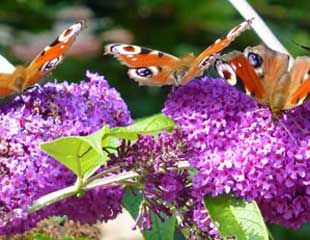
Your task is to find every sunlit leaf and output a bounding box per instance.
[41,126,110,178]
[110,113,175,140]
[205,195,269,240]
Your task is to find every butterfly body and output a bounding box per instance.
[0,20,87,98]
[105,19,253,86]
[215,44,310,119]
[167,53,195,83]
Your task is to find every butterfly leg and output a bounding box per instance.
[285,111,309,134]
[17,94,26,105]
[278,119,298,143]
[24,83,48,97]
[247,107,269,115]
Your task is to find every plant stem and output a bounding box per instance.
[86,165,121,183]
[28,185,78,213]
[28,161,192,213]
[83,171,139,190]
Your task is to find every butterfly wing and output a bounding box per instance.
[285,56,310,108]
[0,55,16,74]
[180,18,253,85]
[0,74,14,97]
[24,20,87,90]
[104,43,180,86]
[244,45,290,107]
[214,50,266,103]
[214,44,291,112]
[0,55,16,97]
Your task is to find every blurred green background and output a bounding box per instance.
[0,0,309,239]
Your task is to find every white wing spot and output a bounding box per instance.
[58,22,82,42]
[116,45,142,55]
[0,54,15,74]
[215,60,237,86]
[226,20,251,39]
[303,70,310,81]
[245,88,252,96]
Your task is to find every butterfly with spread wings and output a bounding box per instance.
[104,19,253,86]
[0,20,87,98]
[214,44,310,119]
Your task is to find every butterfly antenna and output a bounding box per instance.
[286,111,308,134]
[17,94,26,104]
[33,83,43,91]
[80,19,88,30]
[25,84,48,97]
[247,107,268,115]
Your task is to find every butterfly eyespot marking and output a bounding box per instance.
[246,52,265,77]
[124,46,135,52]
[128,66,161,81]
[63,29,73,38]
[214,59,237,86]
[136,67,153,78]
[39,56,63,72]
[227,18,252,39]
[58,22,83,42]
[110,45,150,55]
[109,44,120,53]
[247,52,263,68]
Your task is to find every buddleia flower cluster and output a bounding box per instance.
[163,76,310,229]
[0,71,132,235]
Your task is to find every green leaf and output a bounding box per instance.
[123,188,176,240]
[205,195,269,240]
[41,126,110,178]
[110,113,175,140]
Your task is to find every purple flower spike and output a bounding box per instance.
[0,71,133,235]
[109,130,219,238]
[163,77,310,229]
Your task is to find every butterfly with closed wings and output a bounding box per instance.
[214,44,310,120]
[104,19,253,86]
[0,20,87,98]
